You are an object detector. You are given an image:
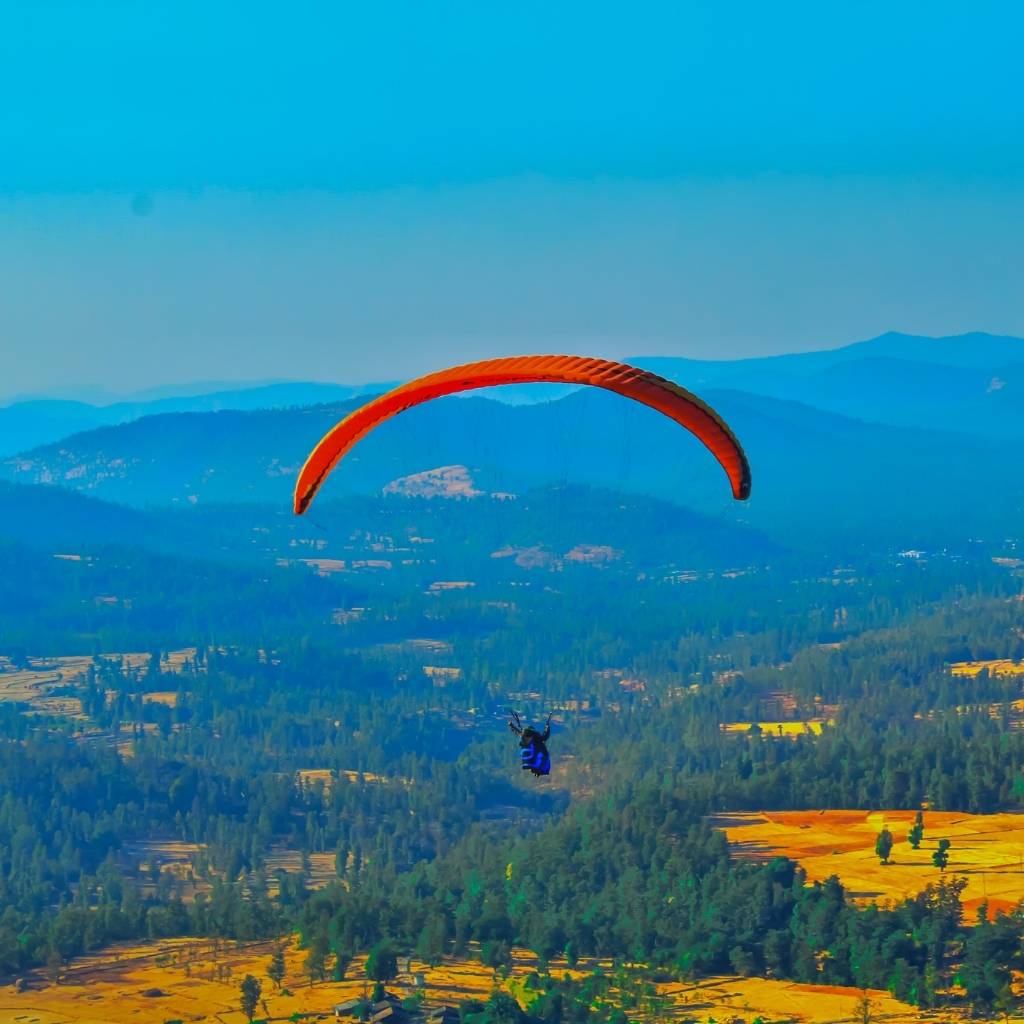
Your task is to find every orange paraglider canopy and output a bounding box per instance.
[293,354,751,514]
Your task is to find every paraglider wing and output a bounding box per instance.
[293,355,751,514]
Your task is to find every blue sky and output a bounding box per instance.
[1,1,1022,398]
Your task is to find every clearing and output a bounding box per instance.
[716,809,1024,917]
[950,659,1024,678]
[0,942,921,1024]
[0,650,199,717]
[721,721,829,737]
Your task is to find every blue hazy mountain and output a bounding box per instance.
[6,332,1023,459]
[635,331,1024,377]
[3,383,1020,551]
[632,332,1024,437]
[0,381,397,457]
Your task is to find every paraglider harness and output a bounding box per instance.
[508,710,552,777]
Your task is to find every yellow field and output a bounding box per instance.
[299,557,350,575]
[661,976,916,1023]
[0,940,924,1024]
[424,665,463,682]
[26,696,85,719]
[122,839,203,870]
[950,658,1024,677]
[0,650,199,717]
[0,656,99,704]
[295,768,394,788]
[263,848,338,891]
[118,838,343,900]
[140,691,178,707]
[0,942,533,1024]
[717,809,1024,917]
[721,721,830,736]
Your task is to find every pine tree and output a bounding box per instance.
[332,951,350,982]
[365,940,398,984]
[994,984,1017,1023]
[240,974,261,1023]
[875,827,894,865]
[907,811,924,850]
[415,917,447,966]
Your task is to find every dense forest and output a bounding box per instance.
[1,480,1023,1017]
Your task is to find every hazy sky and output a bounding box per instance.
[2,1,1022,399]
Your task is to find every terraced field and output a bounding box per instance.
[0,649,199,717]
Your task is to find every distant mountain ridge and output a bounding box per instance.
[4,382,1022,550]
[635,331,1024,375]
[5,332,1023,458]
[631,331,1024,438]
[0,381,397,457]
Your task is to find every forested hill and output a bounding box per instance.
[4,386,1023,549]
[0,478,777,584]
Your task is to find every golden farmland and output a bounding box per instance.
[717,809,1024,918]
[0,650,199,716]
[0,941,922,1024]
[949,659,1024,678]
[721,721,830,736]
[295,768,394,789]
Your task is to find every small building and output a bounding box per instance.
[334,999,362,1019]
